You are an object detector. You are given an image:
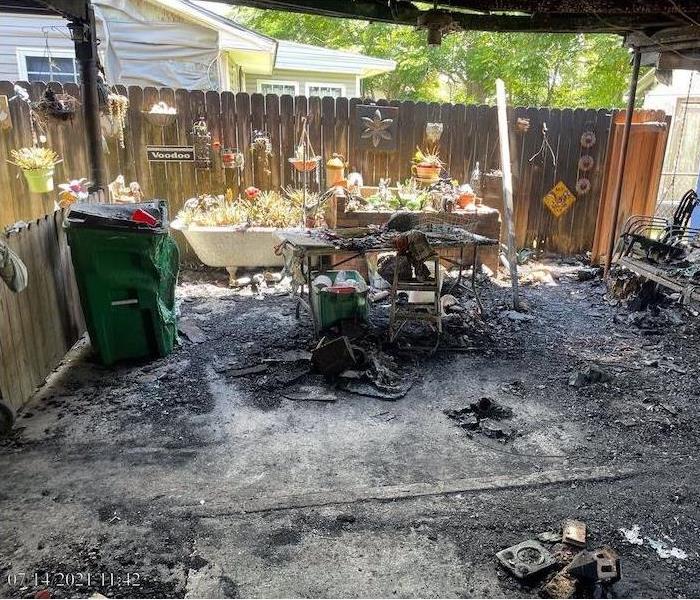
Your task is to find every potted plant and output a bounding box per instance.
[9,146,62,193]
[57,178,90,209]
[412,146,443,182]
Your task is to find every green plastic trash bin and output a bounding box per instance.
[65,201,179,365]
[311,270,368,330]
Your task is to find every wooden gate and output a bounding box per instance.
[591,111,670,263]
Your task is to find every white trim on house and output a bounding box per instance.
[16,46,78,82]
[256,80,299,95]
[304,82,346,97]
[274,40,396,78]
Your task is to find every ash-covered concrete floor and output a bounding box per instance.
[1,262,698,598]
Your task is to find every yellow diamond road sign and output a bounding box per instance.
[543,181,576,218]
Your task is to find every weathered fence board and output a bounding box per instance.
[0,81,669,255]
[0,211,85,414]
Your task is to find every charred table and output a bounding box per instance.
[274,227,498,337]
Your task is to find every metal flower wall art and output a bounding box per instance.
[356,105,398,151]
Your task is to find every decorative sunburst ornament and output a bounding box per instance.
[356,105,398,151]
[361,109,393,148]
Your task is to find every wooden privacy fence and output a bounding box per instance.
[0,80,667,256]
[0,210,85,414]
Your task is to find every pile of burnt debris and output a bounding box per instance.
[444,397,516,441]
[210,330,417,402]
[497,520,621,599]
[181,262,511,402]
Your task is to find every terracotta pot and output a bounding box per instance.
[412,163,441,181]
[457,192,476,208]
[289,157,319,172]
[222,152,237,168]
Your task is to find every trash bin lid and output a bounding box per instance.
[66,201,169,233]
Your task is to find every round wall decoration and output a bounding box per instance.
[578,154,594,171]
[576,177,591,195]
[580,131,596,148]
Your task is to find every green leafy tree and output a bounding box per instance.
[234,8,633,108]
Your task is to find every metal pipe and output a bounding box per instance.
[70,3,106,191]
[604,48,641,274]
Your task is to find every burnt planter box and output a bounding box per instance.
[324,188,501,277]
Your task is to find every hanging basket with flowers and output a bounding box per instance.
[106,92,129,148]
[143,101,177,127]
[9,146,62,193]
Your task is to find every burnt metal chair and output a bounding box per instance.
[616,189,700,263]
[614,189,700,305]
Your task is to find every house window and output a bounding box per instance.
[656,97,700,218]
[257,80,298,96]
[306,83,346,98]
[17,48,79,84]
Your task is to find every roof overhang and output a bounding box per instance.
[0,0,90,20]
[627,26,700,70]
[217,0,700,34]
[269,40,395,77]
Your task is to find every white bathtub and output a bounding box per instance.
[170,220,286,279]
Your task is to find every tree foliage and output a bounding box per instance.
[234,8,634,108]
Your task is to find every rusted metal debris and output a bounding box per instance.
[498,521,622,598]
[562,519,587,547]
[540,570,577,599]
[496,540,556,579]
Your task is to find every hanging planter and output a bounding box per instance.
[33,88,79,123]
[289,156,320,172]
[144,101,177,127]
[289,120,320,172]
[8,146,62,193]
[106,92,129,148]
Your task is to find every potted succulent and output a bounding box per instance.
[412,146,443,182]
[9,146,62,193]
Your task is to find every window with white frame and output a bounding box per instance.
[656,97,700,218]
[257,80,298,96]
[17,48,79,84]
[306,83,346,98]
